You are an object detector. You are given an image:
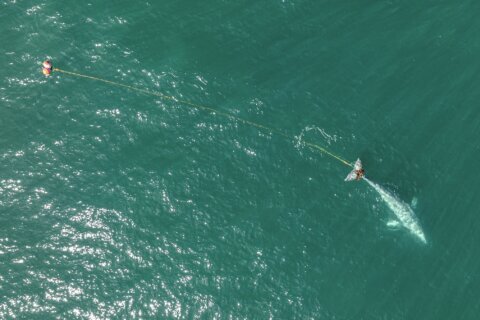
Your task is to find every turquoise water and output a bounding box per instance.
[1,1,480,318]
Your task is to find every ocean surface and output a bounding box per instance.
[1,1,480,319]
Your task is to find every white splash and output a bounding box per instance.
[364,177,426,243]
[295,126,338,149]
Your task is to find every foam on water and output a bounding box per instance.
[295,126,338,149]
[364,177,426,244]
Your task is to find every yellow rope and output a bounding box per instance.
[53,67,353,168]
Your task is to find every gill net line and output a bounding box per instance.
[53,67,353,168]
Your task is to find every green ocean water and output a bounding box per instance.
[1,0,480,318]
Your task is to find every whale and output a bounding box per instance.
[364,177,426,243]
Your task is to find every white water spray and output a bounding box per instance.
[363,177,426,243]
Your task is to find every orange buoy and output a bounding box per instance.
[42,60,53,76]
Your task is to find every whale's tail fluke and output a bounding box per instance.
[345,158,365,181]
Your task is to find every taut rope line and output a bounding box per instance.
[53,67,353,168]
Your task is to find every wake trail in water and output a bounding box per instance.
[363,177,427,243]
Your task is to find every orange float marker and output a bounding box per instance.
[42,60,53,76]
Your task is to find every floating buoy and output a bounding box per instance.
[42,60,53,76]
